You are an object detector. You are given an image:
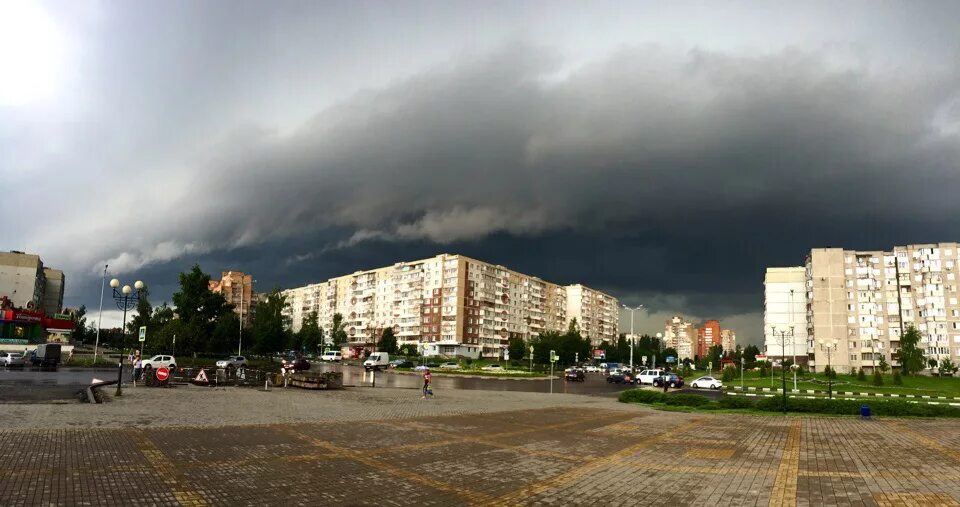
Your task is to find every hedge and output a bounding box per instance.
[718,396,756,409]
[618,389,666,404]
[662,394,711,407]
[755,397,960,417]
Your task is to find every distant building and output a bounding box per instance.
[763,267,808,364]
[664,315,697,361]
[0,251,64,314]
[281,253,619,358]
[767,242,960,373]
[721,329,736,353]
[696,319,721,358]
[209,271,256,326]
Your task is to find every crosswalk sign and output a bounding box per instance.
[138,326,146,342]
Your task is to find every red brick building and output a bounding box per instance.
[696,320,721,359]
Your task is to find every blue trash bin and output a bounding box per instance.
[860,404,871,419]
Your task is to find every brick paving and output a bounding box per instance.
[1,389,960,505]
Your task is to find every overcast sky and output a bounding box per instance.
[2,1,959,343]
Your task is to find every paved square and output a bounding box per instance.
[1,388,959,506]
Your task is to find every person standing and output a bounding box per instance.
[421,368,433,399]
[133,356,143,383]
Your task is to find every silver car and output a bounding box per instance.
[1,352,26,367]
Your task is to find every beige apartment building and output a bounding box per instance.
[281,253,619,358]
[767,242,960,373]
[663,315,697,361]
[0,251,64,314]
[721,329,736,353]
[209,271,256,326]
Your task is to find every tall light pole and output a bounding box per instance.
[94,264,107,361]
[772,325,793,414]
[655,332,662,369]
[238,276,255,356]
[819,338,838,399]
[622,304,643,371]
[110,278,145,396]
[789,289,798,390]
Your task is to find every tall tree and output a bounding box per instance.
[743,344,761,367]
[171,264,234,349]
[127,287,153,335]
[331,313,347,346]
[71,305,88,344]
[378,327,397,354]
[299,311,324,354]
[508,335,526,361]
[707,344,724,368]
[898,326,925,375]
[251,288,289,354]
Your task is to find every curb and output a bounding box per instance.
[731,386,959,401]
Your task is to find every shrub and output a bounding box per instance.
[857,368,867,381]
[464,358,473,367]
[663,394,711,407]
[721,366,737,382]
[618,389,666,404]
[823,366,837,380]
[872,371,884,386]
[719,396,755,409]
[893,371,903,385]
[754,396,960,417]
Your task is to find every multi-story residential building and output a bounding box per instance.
[664,315,697,361]
[721,329,736,353]
[696,319,721,358]
[0,251,63,314]
[763,267,809,365]
[209,271,256,326]
[565,284,620,346]
[281,253,619,358]
[767,242,960,373]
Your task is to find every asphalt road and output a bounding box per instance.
[0,364,723,402]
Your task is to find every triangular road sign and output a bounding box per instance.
[194,369,209,383]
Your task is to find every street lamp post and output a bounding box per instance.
[818,339,838,399]
[655,332,663,369]
[772,326,793,414]
[622,304,644,371]
[238,277,256,356]
[110,278,145,397]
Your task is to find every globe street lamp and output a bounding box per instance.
[818,338,838,399]
[772,325,794,414]
[111,278,145,396]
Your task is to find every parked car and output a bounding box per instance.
[481,364,505,371]
[389,359,415,369]
[32,343,61,367]
[1,352,25,367]
[281,358,310,372]
[690,376,723,389]
[141,355,177,372]
[606,370,634,384]
[215,356,247,369]
[363,352,390,371]
[652,373,684,388]
[439,362,460,370]
[636,369,665,385]
[564,368,585,381]
[321,350,342,362]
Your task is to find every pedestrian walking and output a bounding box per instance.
[421,368,433,399]
[133,356,143,383]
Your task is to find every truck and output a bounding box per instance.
[363,352,390,371]
[32,343,61,367]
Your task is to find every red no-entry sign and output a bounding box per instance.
[156,367,170,382]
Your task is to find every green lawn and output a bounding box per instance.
[732,370,960,398]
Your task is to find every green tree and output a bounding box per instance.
[299,311,324,354]
[71,305,88,344]
[330,313,347,346]
[251,288,289,354]
[877,355,890,374]
[171,265,234,353]
[616,334,630,364]
[857,368,867,381]
[939,358,958,378]
[707,344,724,369]
[721,365,737,382]
[898,326,926,375]
[742,345,761,368]
[210,312,240,354]
[893,370,903,385]
[378,327,397,354]
[508,335,526,361]
[127,287,153,335]
[872,370,884,386]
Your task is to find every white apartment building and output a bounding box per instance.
[763,267,809,363]
[767,242,960,373]
[664,315,697,361]
[281,254,619,358]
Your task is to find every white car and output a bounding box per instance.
[1,352,25,367]
[584,365,601,373]
[481,364,504,371]
[321,351,342,362]
[439,362,460,369]
[636,369,665,385]
[216,356,247,369]
[691,376,723,389]
[141,355,177,372]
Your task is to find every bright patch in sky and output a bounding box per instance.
[0,0,63,106]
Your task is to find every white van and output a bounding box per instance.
[321,350,342,362]
[363,352,390,371]
[637,369,665,385]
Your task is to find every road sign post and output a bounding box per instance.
[529,345,534,372]
[549,350,557,394]
[138,326,146,342]
[155,366,169,387]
